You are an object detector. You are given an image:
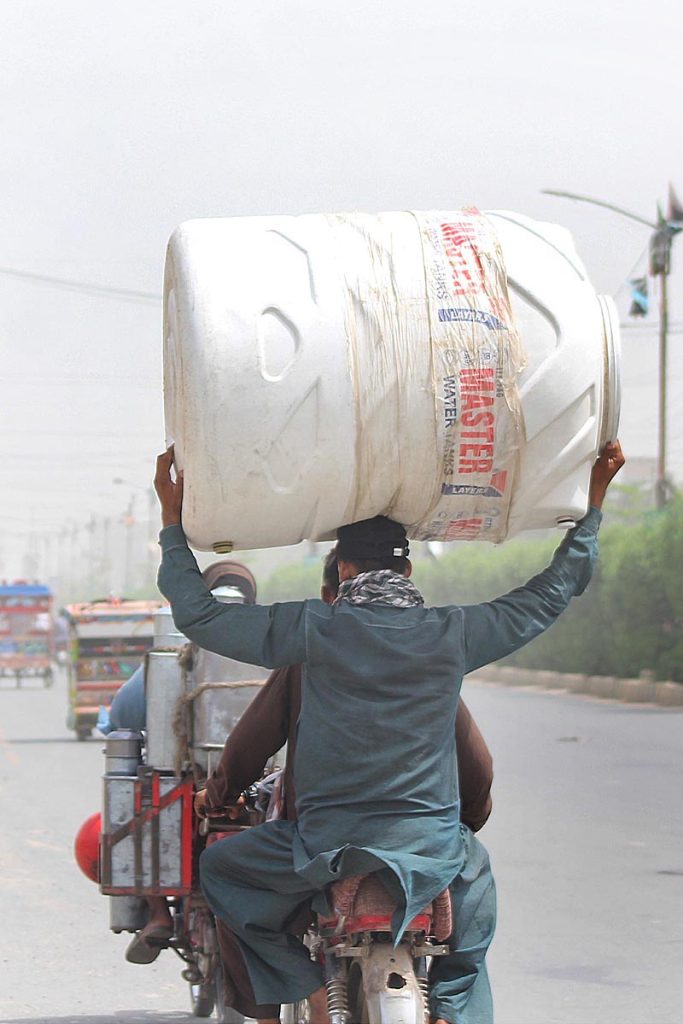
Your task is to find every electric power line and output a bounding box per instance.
[620,325,683,335]
[0,373,158,388]
[0,265,162,303]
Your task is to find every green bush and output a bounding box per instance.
[594,499,683,680]
[259,559,325,603]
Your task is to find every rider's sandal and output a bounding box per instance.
[125,924,173,964]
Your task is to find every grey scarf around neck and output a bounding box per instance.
[334,569,424,608]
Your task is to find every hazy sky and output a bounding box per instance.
[2,0,682,578]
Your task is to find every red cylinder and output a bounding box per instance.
[74,812,101,883]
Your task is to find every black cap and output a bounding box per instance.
[336,516,409,561]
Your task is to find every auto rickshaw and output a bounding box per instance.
[0,581,54,687]
[65,598,162,740]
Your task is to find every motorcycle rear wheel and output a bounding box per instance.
[348,948,425,1024]
[281,1000,310,1024]
[347,963,370,1024]
[189,979,214,1018]
[191,955,244,1023]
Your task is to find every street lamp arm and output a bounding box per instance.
[112,477,149,491]
[541,189,658,229]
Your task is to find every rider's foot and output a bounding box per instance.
[124,899,173,964]
[124,923,172,964]
[307,985,329,1024]
[146,895,173,931]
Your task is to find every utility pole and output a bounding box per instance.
[113,478,159,594]
[85,514,97,597]
[649,215,676,508]
[58,526,69,596]
[542,186,682,508]
[147,485,158,592]
[123,496,136,597]
[101,517,112,596]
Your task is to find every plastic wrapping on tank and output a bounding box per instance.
[327,209,526,542]
[415,210,527,541]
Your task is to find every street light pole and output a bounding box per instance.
[123,495,135,597]
[658,267,669,508]
[113,478,158,594]
[146,485,158,590]
[542,187,681,508]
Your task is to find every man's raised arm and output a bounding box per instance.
[154,448,307,669]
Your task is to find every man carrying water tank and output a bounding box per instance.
[154,440,623,1024]
[195,546,495,1022]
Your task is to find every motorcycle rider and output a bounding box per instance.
[194,547,494,1022]
[155,440,624,1024]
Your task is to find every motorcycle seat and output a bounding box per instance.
[319,873,452,941]
[204,837,452,941]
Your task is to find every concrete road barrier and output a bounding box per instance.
[587,675,617,700]
[612,677,657,703]
[469,665,683,707]
[563,673,589,694]
[655,681,683,706]
[531,670,563,689]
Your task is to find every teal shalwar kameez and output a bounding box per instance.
[158,509,601,1024]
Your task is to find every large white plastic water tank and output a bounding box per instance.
[163,210,620,552]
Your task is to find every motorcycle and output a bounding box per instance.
[202,789,452,1024]
[315,874,451,1024]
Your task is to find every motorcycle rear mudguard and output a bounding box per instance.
[358,943,424,1024]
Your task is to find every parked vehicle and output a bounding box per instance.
[0,580,54,687]
[65,599,161,740]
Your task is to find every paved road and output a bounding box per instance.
[474,682,683,1024]
[0,670,681,1023]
